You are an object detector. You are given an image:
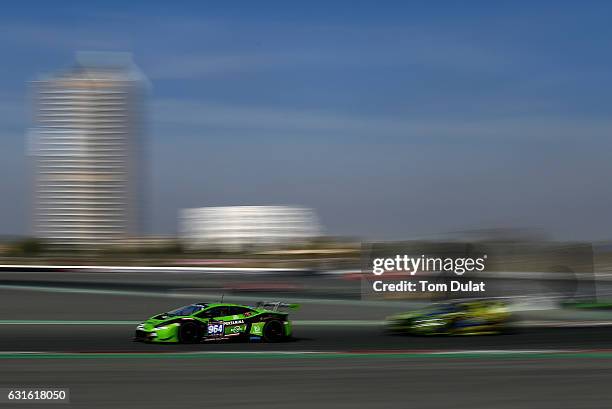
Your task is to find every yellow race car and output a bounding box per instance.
[386,299,512,335]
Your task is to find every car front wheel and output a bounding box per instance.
[178,321,201,343]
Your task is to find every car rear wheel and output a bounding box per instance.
[178,321,201,343]
[262,320,285,342]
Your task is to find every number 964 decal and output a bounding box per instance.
[207,323,225,336]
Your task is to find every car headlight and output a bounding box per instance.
[136,324,144,330]
[414,318,443,326]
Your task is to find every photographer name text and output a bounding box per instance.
[372,280,485,293]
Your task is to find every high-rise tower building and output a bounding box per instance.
[29,52,147,247]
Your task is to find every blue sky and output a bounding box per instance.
[1,1,612,240]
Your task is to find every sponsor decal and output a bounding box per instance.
[250,323,264,335]
[230,326,243,334]
[225,320,245,325]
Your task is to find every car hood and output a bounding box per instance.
[387,308,441,321]
[140,315,182,330]
[386,311,421,321]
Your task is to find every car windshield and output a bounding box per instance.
[166,304,206,317]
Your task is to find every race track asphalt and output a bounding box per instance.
[2,284,612,408]
[2,357,612,409]
[1,324,612,353]
[1,285,612,353]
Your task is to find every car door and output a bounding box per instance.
[198,306,250,337]
[197,306,230,337]
[217,306,252,336]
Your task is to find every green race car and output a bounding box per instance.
[386,299,512,335]
[134,301,298,343]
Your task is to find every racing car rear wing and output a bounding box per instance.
[256,301,300,311]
